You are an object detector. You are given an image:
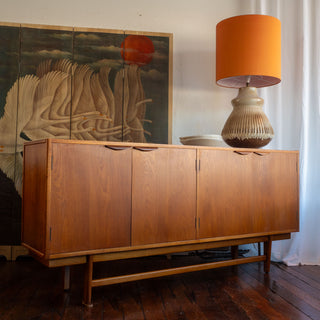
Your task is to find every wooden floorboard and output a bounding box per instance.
[238,265,310,320]
[240,262,320,319]
[0,254,319,319]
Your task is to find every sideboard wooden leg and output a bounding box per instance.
[64,266,70,291]
[231,245,239,259]
[231,245,239,271]
[83,256,94,307]
[264,238,272,273]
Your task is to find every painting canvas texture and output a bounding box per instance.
[0,22,172,245]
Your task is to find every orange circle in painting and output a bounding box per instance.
[121,35,154,66]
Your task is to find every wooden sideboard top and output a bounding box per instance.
[24,138,299,154]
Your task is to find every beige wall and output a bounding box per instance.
[0,0,254,144]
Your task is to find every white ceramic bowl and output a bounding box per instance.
[179,134,227,147]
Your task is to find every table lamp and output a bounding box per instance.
[216,14,281,148]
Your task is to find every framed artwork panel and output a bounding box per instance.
[0,21,172,245]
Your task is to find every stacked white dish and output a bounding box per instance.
[179,135,227,147]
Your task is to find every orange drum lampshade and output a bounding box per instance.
[216,14,281,88]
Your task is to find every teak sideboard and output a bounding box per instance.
[22,139,299,306]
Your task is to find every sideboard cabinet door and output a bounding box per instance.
[197,149,299,239]
[22,142,48,255]
[48,143,132,255]
[132,147,197,245]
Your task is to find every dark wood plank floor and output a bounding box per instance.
[0,253,319,320]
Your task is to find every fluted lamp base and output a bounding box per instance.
[221,87,274,148]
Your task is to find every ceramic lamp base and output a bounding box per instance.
[221,87,274,148]
[223,137,272,148]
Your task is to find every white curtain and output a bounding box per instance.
[250,0,320,265]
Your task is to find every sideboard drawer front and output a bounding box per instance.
[197,149,299,239]
[49,142,132,254]
[132,147,197,245]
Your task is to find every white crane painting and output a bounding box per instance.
[0,59,152,195]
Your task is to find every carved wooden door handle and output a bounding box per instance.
[104,146,131,151]
[133,147,158,152]
[233,151,270,156]
[233,151,251,156]
[253,152,270,156]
